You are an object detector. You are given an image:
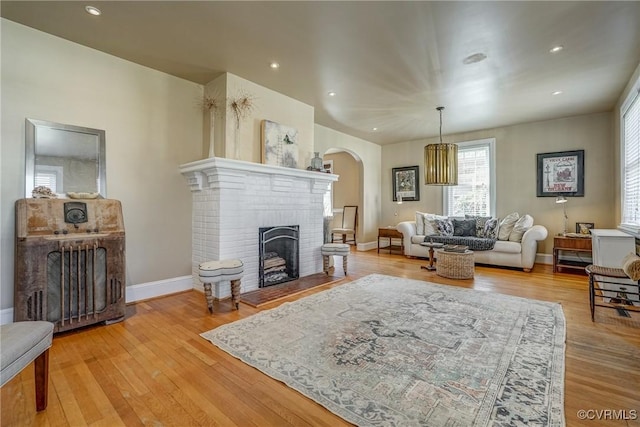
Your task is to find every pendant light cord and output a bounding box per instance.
[437,106,444,144]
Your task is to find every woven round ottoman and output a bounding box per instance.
[435,250,475,279]
[321,243,350,275]
[198,259,244,312]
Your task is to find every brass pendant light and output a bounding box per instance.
[424,106,458,185]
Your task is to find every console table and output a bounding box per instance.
[378,227,404,254]
[553,235,592,273]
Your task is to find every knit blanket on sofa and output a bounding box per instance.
[424,235,497,251]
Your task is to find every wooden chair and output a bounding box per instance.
[332,205,358,245]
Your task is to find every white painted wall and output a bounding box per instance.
[207,73,315,169]
[1,19,203,310]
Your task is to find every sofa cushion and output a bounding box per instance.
[493,240,522,254]
[453,219,476,236]
[498,212,519,240]
[509,214,534,242]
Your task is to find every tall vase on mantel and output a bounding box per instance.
[208,110,215,158]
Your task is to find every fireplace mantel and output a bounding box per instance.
[179,157,338,192]
[179,157,338,298]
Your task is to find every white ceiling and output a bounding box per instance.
[2,1,640,145]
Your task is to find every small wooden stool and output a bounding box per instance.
[321,243,350,275]
[198,259,244,312]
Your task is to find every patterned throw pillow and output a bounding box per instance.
[434,218,454,236]
[424,214,449,235]
[497,212,520,241]
[483,218,499,239]
[465,215,491,238]
[453,219,477,237]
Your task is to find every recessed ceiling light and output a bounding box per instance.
[372,127,378,131]
[269,62,280,69]
[552,90,563,96]
[462,52,487,65]
[549,45,564,53]
[328,91,336,97]
[85,5,101,16]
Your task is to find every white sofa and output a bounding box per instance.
[397,220,548,272]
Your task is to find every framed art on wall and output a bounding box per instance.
[392,166,420,202]
[261,119,299,168]
[536,150,584,197]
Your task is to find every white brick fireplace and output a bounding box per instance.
[179,157,337,298]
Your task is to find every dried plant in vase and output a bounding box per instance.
[228,90,256,129]
[202,92,222,157]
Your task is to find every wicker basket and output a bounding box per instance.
[436,249,475,279]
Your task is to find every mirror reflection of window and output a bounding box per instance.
[25,119,106,198]
[35,165,63,193]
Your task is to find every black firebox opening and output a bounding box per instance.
[259,225,299,287]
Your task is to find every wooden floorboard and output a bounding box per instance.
[2,249,639,427]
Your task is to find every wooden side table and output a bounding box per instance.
[420,241,444,270]
[553,235,592,273]
[378,227,404,254]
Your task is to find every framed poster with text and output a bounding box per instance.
[536,150,584,197]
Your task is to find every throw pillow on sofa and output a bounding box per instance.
[433,218,454,236]
[424,213,448,235]
[497,212,519,240]
[465,215,492,237]
[484,218,499,239]
[509,214,534,242]
[415,211,427,235]
[453,219,477,236]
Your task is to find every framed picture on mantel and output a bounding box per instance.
[392,166,420,202]
[536,150,584,197]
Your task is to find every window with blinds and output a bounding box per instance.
[443,138,496,217]
[34,165,63,194]
[622,86,640,228]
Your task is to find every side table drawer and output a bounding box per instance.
[554,237,592,250]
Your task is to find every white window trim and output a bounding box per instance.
[619,75,640,235]
[35,164,64,194]
[443,137,497,217]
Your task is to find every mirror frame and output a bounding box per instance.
[25,118,106,198]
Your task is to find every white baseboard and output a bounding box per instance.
[1,307,14,325]
[537,253,553,265]
[125,275,194,303]
[357,240,378,251]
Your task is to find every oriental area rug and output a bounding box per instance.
[201,274,566,426]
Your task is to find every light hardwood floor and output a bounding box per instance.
[2,249,639,426]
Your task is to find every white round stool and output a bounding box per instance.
[198,259,244,312]
[321,243,350,276]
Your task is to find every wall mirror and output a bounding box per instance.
[25,118,106,198]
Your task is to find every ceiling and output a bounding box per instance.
[2,1,640,145]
